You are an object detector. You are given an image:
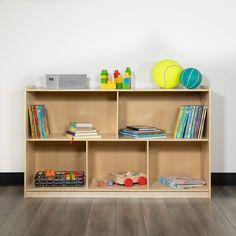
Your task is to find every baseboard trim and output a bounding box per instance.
[0,173,24,186]
[211,173,236,185]
[0,173,235,186]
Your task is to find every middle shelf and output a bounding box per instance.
[26,133,209,142]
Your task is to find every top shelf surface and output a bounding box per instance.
[26,86,210,93]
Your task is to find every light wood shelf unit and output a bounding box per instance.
[25,88,211,198]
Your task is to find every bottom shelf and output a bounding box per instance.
[25,189,210,198]
[25,181,210,198]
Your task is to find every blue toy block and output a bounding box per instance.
[124,78,130,84]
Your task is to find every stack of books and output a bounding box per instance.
[28,105,50,139]
[65,122,101,139]
[159,176,206,189]
[119,125,167,139]
[174,105,208,139]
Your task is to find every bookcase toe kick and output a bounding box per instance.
[25,140,210,198]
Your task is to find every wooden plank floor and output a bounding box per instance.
[0,186,236,236]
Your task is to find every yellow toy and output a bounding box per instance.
[100,69,116,89]
[101,79,116,89]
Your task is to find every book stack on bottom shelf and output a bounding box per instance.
[159,176,206,190]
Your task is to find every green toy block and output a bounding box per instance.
[101,70,107,76]
[123,84,130,89]
[101,78,107,83]
[116,83,123,89]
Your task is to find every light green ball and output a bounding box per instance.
[152,59,182,89]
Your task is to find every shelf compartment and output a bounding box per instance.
[118,92,209,139]
[149,142,209,191]
[88,141,147,190]
[25,141,86,189]
[26,91,117,139]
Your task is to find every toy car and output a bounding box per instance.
[115,171,147,187]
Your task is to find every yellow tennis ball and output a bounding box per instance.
[152,59,182,89]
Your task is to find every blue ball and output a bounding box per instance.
[180,68,202,89]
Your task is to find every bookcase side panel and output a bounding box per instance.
[200,91,210,139]
[25,91,36,195]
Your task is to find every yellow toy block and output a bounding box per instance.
[101,80,116,89]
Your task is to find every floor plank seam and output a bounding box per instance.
[21,198,44,236]
[139,198,148,236]
[163,198,178,233]
[115,198,117,236]
[84,198,93,236]
[213,197,236,231]
[0,187,23,227]
[187,198,211,236]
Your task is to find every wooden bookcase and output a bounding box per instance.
[24,87,211,198]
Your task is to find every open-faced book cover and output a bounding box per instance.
[126,125,160,131]
[160,176,206,185]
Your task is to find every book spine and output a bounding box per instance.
[198,107,205,139]
[76,123,93,128]
[174,107,182,138]
[190,106,198,138]
[176,106,185,138]
[37,105,45,139]
[186,106,193,139]
[32,106,38,138]
[28,106,35,138]
[184,106,192,139]
[177,106,187,139]
[190,106,197,138]
[33,105,41,138]
[66,130,76,136]
[194,106,202,138]
[199,106,208,138]
[42,105,50,137]
[181,105,191,138]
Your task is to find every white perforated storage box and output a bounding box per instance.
[46,74,89,89]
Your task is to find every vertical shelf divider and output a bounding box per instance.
[116,91,119,139]
[146,140,150,190]
[86,140,89,190]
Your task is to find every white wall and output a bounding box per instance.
[0,0,235,172]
